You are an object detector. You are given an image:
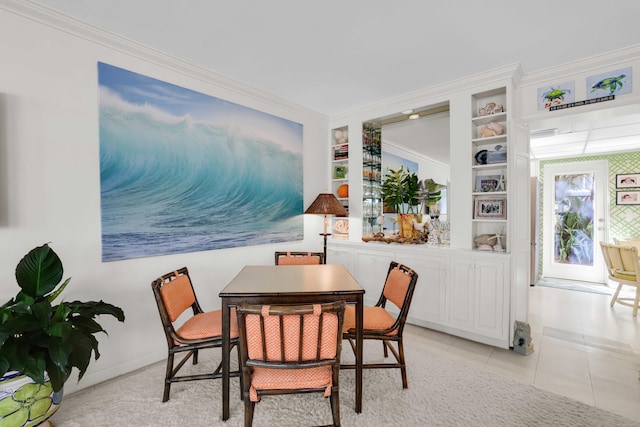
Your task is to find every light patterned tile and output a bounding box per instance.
[533,371,595,406]
[587,350,640,389]
[591,376,640,422]
[485,347,538,384]
[445,337,493,368]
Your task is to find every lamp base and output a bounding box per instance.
[319,233,331,264]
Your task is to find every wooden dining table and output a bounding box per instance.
[219,264,365,421]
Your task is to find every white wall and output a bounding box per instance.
[0,6,329,393]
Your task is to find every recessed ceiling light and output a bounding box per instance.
[401,109,414,115]
[408,113,420,119]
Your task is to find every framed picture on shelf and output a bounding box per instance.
[333,165,347,179]
[475,175,504,192]
[616,191,640,205]
[486,145,507,164]
[475,198,506,219]
[616,173,640,188]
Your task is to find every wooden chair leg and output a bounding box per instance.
[163,353,174,402]
[397,339,408,389]
[236,343,244,400]
[610,284,624,307]
[192,349,198,365]
[383,341,388,358]
[244,398,255,427]
[634,287,640,317]
[330,385,340,426]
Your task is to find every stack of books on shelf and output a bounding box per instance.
[333,144,348,160]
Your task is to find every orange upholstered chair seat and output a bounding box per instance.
[176,308,238,341]
[249,366,333,402]
[342,305,397,335]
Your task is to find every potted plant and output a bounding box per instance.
[0,243,125,426]
[419,178,442,216]
[381,166,420,238]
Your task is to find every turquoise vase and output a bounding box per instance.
[0,372,63,427]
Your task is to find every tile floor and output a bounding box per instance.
[404,284,640,422]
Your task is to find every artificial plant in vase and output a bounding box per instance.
[0,243,125,426]
[381,166,420,238]
[419,178,442,216]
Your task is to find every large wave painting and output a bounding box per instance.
[97,62,304,261]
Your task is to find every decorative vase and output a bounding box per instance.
[0,372,63,427]
[337,184,349,198]
[398,213,416,238]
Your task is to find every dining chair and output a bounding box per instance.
[151,267,241,402]
[613,237,640,252]
[600,242,640,316]
[274,251,325,265]
[342,261,419,388]
[236,300,346,427]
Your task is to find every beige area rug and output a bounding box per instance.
[51,341,639,427]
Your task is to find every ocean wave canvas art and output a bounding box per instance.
[97,62,304,261]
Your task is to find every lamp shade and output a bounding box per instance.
[304,193,347,216]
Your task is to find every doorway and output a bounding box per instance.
[529,104,640,288]
[542,160,608,283]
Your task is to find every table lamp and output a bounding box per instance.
[304,192,347,263]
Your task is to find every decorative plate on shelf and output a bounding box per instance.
[475,149,488,165]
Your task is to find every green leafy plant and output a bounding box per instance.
[555,211,593,264]
[553,176,594,265]
[0,243,125,392]
[419,178,442,208]
[381,166,420,214]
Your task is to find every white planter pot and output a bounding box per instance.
[0,371,63,427]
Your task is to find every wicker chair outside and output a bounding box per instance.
[600,242,640,316]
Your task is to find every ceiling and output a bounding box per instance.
[529,109,640,160]
[25,0,640,160]
[29,0,640,116]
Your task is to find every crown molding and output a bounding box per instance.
[519,43,640,87]
[0,0,326,120]
[331,63,522,123]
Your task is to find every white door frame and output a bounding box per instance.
[542,160,609,283]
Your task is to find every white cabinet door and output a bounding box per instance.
[449,258,476,329]
[474,259,507,339]
[327,247,354,274]
[399,253,448,324]
[450,256,508,342]
[354,249,394,306]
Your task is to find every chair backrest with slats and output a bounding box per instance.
[601,242,640,283]
[237,301,345,366]
[600,242,615,276]
[274,251,324,265]
[613,237,640,253]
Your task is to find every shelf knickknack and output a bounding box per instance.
[365,166,427,243]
